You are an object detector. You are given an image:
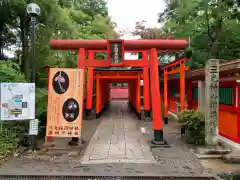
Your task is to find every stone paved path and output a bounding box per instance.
[81,101,156,164]
[0,101,215,177]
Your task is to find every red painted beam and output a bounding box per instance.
[84,60,148,67]
[161,57,190,69]
[94,76,138,79]
[50,39,188,50]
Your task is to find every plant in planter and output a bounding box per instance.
[179,109,205,145]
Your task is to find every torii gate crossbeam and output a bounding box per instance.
[49,39,189,146]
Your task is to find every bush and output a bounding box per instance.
[0,62,30,157]
[0,120,29,157]
[0,61,48,158]
[35,88,48,138]
[0,61,25,82]
[179,109,205,145]
[36,88,48,118]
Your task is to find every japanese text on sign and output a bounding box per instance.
[110,41,122,64]
[46,68,84,138]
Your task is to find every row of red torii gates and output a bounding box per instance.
[48,39,190,145]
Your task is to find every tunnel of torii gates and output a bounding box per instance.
[48,39,190,145]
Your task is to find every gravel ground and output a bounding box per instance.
[0,104,216,178]
[139,120,210,175]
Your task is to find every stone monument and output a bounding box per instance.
[205,59,219,146]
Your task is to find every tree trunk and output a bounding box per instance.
[0,29,3,60]
[208,0,223,59]
[0,21,5,60]
[209,18,223,59]
[20,15,30,80]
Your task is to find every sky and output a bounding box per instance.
[106,0,166,39]
[4,0,166,58]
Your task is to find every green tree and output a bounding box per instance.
[0,0,118,153]
[158,0,240,68]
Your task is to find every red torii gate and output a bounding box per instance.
[161,57,190,124]
[49,39,188,145]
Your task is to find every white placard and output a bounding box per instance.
[0,83,35,121]
[29,119,38,135]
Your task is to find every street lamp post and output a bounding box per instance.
[27,3,41,151]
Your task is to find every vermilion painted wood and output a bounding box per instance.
[150,48,163,130]
[163,69,168,117]
[50,39,188,50]
[110,88,128,100]
[48,39,191,140]
[162,57,190,70]
[86,67,94,110]
[84,59,149,67]
[44,66,53,142]
[77,48,85,69]
[143,67,150,111]
[172,80,240,144]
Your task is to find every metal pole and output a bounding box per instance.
[30,16,37,150]
[31,16,36,83]
[0,33,3,60]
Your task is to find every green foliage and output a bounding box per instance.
[0,0,118,159]
[184,47,193,58]
[179,109,205,145]
[132,0,240,68]
[0,120,29,159]
[0,61,30,158]
[158,0,240,68]
[0,62,25,82]
[36,88,48,117]
[1,0,118,83]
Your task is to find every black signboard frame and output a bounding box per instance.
[107,40,124,65]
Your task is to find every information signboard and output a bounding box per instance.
[0,83,35,121]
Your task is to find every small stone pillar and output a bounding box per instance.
[198,81,205,113]
[205,59,219,146]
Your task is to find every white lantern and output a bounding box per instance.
[27,3,41,16]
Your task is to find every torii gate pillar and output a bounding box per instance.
[50,39,189,146]
[150,48,167,145]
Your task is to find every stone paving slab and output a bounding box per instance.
[0,101,213,176]
[223,150,240,163]
[81,101,156,164]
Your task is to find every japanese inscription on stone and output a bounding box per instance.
[110,42,122,64]
[205,59,219,145]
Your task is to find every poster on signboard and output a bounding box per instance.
[0,83,35,121]
[46,68,84,138]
